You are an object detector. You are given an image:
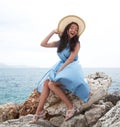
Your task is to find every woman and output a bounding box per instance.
[31,15,90,123]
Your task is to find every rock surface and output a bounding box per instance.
[93,100,120,127]
[0,103,19,122]
[1,72,119,127]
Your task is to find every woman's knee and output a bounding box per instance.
[43,79,49,87]
[48,81,55,90]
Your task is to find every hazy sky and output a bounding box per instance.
[0,0,120,68]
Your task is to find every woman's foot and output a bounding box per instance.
[64,105,80,121]
[30,110,48,124]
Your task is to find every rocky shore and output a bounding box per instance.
[0,72,120,127]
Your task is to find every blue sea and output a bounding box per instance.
[0,68,120,105]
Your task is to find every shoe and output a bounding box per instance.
[64,105,80,121]
[30,110,48,124]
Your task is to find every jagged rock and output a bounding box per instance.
[60,114,88,127]
[93,100,120,127]
[0,103,20,122]
[105,91,120,105]
[84,102,113,126]
[0,99,114,127]
[19,89,41,116]
[0,114,54,127]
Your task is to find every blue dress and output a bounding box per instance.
[37,42,90,102]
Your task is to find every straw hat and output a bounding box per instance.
[58,15,86,36]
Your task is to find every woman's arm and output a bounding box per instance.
[40,29,59,48]
[57,42,80,73]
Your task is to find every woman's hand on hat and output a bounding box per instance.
[53,29,59,34]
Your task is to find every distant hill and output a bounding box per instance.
[0,63,8,68]
[0,63,29,68]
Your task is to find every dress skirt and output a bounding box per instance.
[37,60,90,102]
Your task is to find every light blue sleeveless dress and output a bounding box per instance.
[37,42,90,102]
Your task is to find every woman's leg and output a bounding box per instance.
[35,80,50,114]
[48,81,79,120]
[48,81,73,110]
[30,80,50,123]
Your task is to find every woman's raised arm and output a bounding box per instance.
[40,29,59,48]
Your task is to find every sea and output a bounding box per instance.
[0,68,120,105]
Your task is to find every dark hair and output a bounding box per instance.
[57,22,79,52]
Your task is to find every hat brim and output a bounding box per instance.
[58,15,86,37]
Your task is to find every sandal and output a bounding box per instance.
[30,110,48,124]
[64,105,80,121]
[64,107,76,121]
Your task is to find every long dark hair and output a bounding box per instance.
[57,22,79,52]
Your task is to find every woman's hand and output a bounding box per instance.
[53,29,59,34]
[40,29,59,47]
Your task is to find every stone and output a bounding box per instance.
[105,91,120,105]
[0,103,20,122]
[0,114,54,127]
[84,101,113,126]
[93,101,120,127]
[19,89,40,116]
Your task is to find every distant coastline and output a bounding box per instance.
[0,63,120,69]
[0,63,36,68]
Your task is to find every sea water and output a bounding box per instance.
[0,68,120,104]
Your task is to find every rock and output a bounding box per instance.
[60,114,88,127]
[105,91,120,105]
[93,100,120,127]
[84,101,113,126]
[0,103,20,122]
[0,114,54,127]
[19,89,41,116]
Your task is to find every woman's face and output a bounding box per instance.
[67,23,78,38]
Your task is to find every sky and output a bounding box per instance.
[0,0,120,68]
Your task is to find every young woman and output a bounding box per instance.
[30,15,90,123]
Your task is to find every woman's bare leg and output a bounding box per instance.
[35,80,50,114]
[30,80,50,123]
[48,81,73,110]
